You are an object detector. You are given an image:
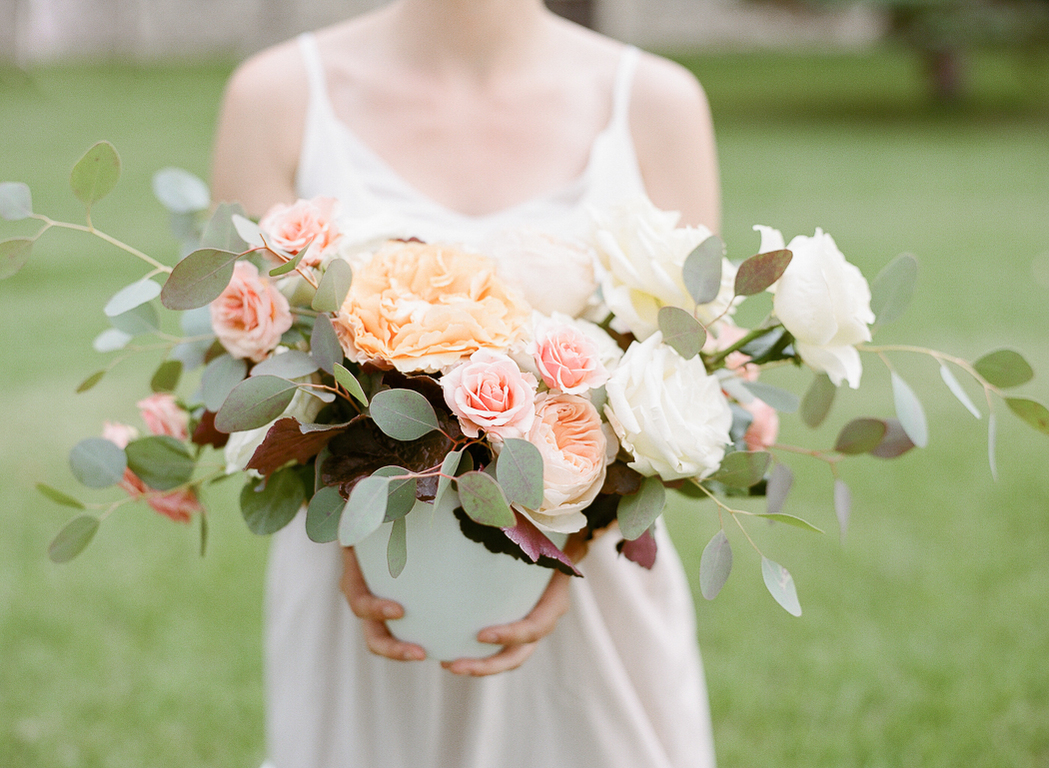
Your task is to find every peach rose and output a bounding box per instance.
[743,398,780,452]
[523,393,607,533]
[210,261,294,363]
[102,421,201,524]
[442,350,538,440]
[137,393,188,440]
[259,197,340,267]
[531,315,608,395]
[334,241,529,373]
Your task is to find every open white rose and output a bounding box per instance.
[592,197,736,339]
[604,332,732,481]
[756,226,874,389]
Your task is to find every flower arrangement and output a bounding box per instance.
[2,142,1047,617]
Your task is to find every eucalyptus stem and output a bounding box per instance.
[694,480,763,555]
[38,216,172,273]
[706,324,781,367]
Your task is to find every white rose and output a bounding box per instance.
[756,226,874,389]
[223,382,326,475]
[591,197,737,339]
[604,332,732,481]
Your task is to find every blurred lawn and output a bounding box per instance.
[2,48,1048,768]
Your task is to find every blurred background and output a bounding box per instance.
[2,1,1048,766]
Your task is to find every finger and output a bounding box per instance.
[441,642,537,676]
[361,618,426,662]
[477,571,571,646]
[340,547,404,622]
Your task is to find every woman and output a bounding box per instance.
[212,0,720,765]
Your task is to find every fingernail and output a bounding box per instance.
[478,630,499,644]
[382,605,400,620]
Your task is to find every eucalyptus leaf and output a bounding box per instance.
[699,529,732,600]
[432,449,463,513]
[36,483,86,509]
[0,237,33,279]
[152,167,210,214]
[201,202,248,251]
[765,463,793,516]
[313,258,353,313]
[269,247,306,277]
[457,471,516,528]
[125,436,195,491]
[334,363,369,406]
[48,515,100,563]
[762,557,802,616]
[104,278,162,317]
[306,485,345,543]
[150,360,183,393]
[617,476,667,540]
[231,214,264,248]
[740,381,799,413]
[870,252,918,327]
[109,302,159,336]
[754,513,824,533]
[801,372,835,428]
[70,141,120,207]
[974,350,1035,389]
[834,418,887,455]
[658,307,706,360]
[372,466,417,522]
[339,475,390,546]
[241,469,304,535]
[369,388,440,441]
[940,364,981,419]
[69,438,127,488]
[93,328,132,353]
[387,516,408,578]
[76,370,106,393]
[199,513,208,558]
[709,451,771,489]
[1006,398,1049,435]
[160,247,240,310]
[682,236,725,305]
[496,438,545,510]
[891,371,929,448]
[201,354,248,412]
[735,249,792,296]
[214,375,298,432]
[0,182,32,220]
[310,314,342,375]
[834,478,851,541]
[251,350,319,380]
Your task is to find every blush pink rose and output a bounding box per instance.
[258,197,340,267]
[531,317,608,395]
[704,323,757,381]
[137,393,189,440]
[442,350,538,440]
[102,421,201,524]
[523,393,607,533]
[742,398,780,452]
[210,261,294,363]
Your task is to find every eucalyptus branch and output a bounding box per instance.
[706,324,782,368]
[692,480,763,556]
[860,343,996,392]
[34,215,172,273]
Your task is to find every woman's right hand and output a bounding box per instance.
[340,547,427,662]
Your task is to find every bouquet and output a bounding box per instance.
[3,141,1047,618]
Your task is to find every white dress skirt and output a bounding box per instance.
[261,33,717,768]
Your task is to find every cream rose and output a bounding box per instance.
[333,241,529,373]
[756,225,874,389]
[259,197,341,267]
[531,315,608,395]
[523,393,607,533]
[210,261,294,363]
[441,350,538,440]
[136,393,189,440]
[605,332,732,481]
[592,197,737,339]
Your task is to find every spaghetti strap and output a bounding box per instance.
[298,33,330,111]
[610,46,641,127]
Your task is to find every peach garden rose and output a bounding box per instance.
[441,350,538,440]
[210,261,294,363]
[530,314,609,395]
[333,241,529,373]
[258,197,341,267]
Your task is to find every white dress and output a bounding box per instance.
[262,33,717,768]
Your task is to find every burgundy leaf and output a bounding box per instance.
[869,418,917,459]
[600,461,644,496]
[502,510,581,576]
[617,527,657,569]
[453,506,580,577]
[247,418,351,476]
[192,410,228,449]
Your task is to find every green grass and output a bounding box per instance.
[2,48,1048,767]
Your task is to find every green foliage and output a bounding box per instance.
[0,181,32,221]
[240,470,303,536]
[160,247,239,310]
[312,258,352,313]
[333,363,368,406]
[683,236,725,305]
[700,529,732,600]
[709,450,771,488]
[761,556,802,617]
[870,252,918,327]
[974,349,1034,389]
[457,471,516,527]
[214,375,297,432]
[0,237,33,279]
[734,249,792,296]
[69,437,127,488]
[48,515,101,563]
[617,476,667,540]
[305,485,344,543]
[387,516,408,578]
[891,371,930,448]
[801,373,836,428]
[70,141,120,209]
[124,436,194,491]
[495,438,544,510]
[152,167,209,214]
[658,306,706,359]
[369,388,440,441]
[338,475,390,546]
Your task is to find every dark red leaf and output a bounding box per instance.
[247,418,351,476]
[617,527,658,569]
[600,461,644,496]
[453,506,580,577]
[502,510,582,576]
[870,418,917,459]
[192,410,228,449]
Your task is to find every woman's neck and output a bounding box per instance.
[384,0,552,80]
